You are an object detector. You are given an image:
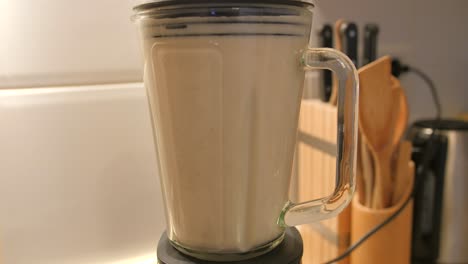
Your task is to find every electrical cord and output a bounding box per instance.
[322,190,415,264]
[322,61,442,264]
[407,67,442,120]
[393,58,441,120]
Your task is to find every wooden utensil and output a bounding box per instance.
[390,76,409,148]
[392,141,413,204]
[359,25,380,208]
[356,134,366,204]
[360,134,375,207]
[329,19,345,106]
[358,56,400,209]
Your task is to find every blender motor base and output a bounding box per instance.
[157,227,303,264]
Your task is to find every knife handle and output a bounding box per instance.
[340,22,359,67]
[320,24,333,102]
[363,24,379,66]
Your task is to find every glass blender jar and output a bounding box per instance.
[133,0,359,261]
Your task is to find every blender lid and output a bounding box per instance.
[133,0,314,11]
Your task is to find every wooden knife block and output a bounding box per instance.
[294,99,350,264]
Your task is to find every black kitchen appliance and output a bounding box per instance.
[409,119,468,264]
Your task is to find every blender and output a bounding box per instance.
[132,0,359,262]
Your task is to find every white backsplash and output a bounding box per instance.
[312,0,468,121]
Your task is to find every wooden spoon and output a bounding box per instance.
[390,76,409,148]
[358,56,399,209]
[392,141,413,204]
[360,134,375,207]
[356,133,365,204]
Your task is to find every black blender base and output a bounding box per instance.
[157,228,303,264]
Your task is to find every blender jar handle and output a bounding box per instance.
[279,48,359,227]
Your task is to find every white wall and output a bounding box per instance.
[312,0,468,121]
[0,0,142,88]
[1,0,466,119]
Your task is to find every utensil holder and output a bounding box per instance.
[350,166,414,264]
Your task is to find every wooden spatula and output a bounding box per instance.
[358,56,399,209]
[392,141,413,204]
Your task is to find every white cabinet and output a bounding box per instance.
[0,84,165,264]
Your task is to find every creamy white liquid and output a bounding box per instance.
[140,16,310,253]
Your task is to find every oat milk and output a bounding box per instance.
[140,14,310,252]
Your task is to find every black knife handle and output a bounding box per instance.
[341,22,359,67]
[363,24,379,65]
[320,24,333,102]
[320,24,333,48]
